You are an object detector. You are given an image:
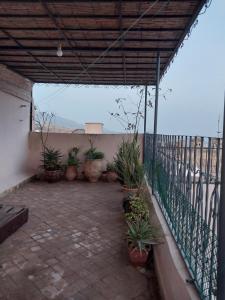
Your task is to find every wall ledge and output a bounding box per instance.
[0,174,34,198]
[145,177,200,300]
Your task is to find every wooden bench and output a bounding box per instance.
[0,205,29,244]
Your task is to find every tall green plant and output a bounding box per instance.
[114,138,143,189]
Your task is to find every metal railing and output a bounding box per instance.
[145,134,222,299]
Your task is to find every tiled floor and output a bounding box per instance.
[0,181,160,300]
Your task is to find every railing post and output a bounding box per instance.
[143,85,148,163]
[152,52,160,193]
[217,97,225,300]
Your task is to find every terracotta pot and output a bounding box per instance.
[65,165,78,181]
[106,171,118,182]
[101,171,108,182]
[44,170,61,183]
[84,159,103,183]
[122,185,138,195]
[128,247,149,267]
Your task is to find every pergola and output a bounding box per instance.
[2,1,225,300]
[0,0,205,86]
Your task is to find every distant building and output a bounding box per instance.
[72,129,85,134]
[85,123,103,134]
[191,136,202,148]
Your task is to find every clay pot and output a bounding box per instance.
[84,159,103,183]
[106,171,118,182]
[101,171,108,182]
[128,247,149,267]
[65,165,78,181]
[122,186,139,195]
[44,170,61,183]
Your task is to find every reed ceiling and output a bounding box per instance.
[0,0,206,85]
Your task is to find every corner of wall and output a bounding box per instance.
[0,65,34,194]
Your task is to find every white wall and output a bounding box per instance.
[0,65,33,194]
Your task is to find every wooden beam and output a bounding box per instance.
[0,27,184,32]
[0,14,192,19]
[0,46,174,52]
[14,66,163,70]
[0,0,196,3]
[0,61,165,66]
[0,37,179,42]
[0,53,170,59]
[34,80,152,86]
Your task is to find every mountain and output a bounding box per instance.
[52,115,115,133]
[35,112,114,133]
[52,115,84,130]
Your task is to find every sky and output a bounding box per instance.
[33,1,225,137]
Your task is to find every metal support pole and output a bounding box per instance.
[143,85,148,163]
[29,89,33,132]
[217,96,225,300]
[152,52,160,193]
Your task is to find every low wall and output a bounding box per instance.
[28,132,143,173]
[145,181,200,300]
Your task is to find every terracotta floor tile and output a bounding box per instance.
[0,181,160,299]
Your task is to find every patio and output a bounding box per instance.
[0,1,219,299]
[0,181,160,300]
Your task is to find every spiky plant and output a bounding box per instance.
[127,218,157,252]
[114,138,143,189]
[41,147,62,171]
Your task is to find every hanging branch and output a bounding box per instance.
[109,86,172,135]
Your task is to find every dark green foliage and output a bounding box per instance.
[106,162,116,172]
[125,196,149,222]
[41,147,62,171]
[67,147,80,166]
[85,147,104,160]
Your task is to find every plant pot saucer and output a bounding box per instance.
[122,186,138,194]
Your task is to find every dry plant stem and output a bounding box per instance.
[35,111,55,151]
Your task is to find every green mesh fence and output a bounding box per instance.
[145,134,220,299]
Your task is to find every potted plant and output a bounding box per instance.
[124,195,149,221]
[41,147,62,182]
[84,142,104,183]
[65,147,80,181]
[123,194,132,214]
[106,162,118,182]
[114,138,144,194]
[127,218,156,267]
